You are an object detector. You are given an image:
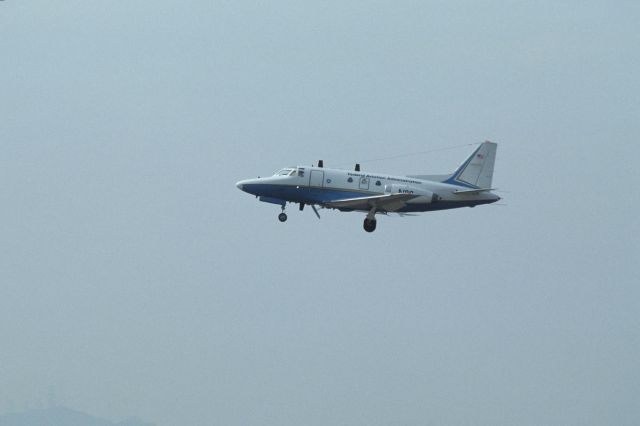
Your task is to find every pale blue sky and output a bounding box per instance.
[1,1,639,425]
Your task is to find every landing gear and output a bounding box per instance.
[363,218,377,232]
[363,206,377,232]
[278,204,288,222]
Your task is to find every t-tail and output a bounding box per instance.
[443,141,497,189]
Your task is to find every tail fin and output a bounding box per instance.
[443,141,497,189]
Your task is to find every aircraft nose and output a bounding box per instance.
[236,181,244,191]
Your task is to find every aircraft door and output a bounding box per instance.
[310,170,324,188]
[359,176,370,190]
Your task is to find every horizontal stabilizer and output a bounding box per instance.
[453,188,495,195]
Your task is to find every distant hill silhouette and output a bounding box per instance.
[0,406,155,426]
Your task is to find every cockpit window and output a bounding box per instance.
[274,167,304,177]
[275,168,295,176]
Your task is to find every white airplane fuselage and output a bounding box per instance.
[236,142,501,232]
[236,167,499,212]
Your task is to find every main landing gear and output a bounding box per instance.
[363,218,377,232]
[363,206,377,233]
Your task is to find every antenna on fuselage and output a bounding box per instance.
[355,163,360,171]
[318,160,324,168]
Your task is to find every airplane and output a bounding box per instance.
[236,141,500,232]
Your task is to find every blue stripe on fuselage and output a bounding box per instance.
[242,183,375,204]
[243,183,496,212]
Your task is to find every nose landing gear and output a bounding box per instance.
[278,205,288,222]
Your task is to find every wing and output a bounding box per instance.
[323,193,416,212]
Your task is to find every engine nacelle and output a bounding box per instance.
[384,184,440,203]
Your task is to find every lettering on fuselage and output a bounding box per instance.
[398,189,414,194]
[346,172,422,185]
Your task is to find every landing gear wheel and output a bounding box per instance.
[363,218,377,233]
[278,212,288,222]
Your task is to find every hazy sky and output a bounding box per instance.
[1,1,639,425]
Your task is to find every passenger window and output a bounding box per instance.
[347,177,353,183]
